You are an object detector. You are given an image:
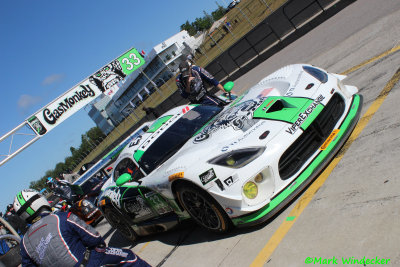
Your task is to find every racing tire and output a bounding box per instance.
[104,208,137,242]
[176,183,232,233]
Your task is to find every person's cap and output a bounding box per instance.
[179,61,191,78]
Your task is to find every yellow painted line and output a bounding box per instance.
[250,67,400,267]
[137,242,150,255]
[341,44,400,75]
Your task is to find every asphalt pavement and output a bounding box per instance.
[96,0,400,265]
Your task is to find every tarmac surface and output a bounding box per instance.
[96,0,400,266]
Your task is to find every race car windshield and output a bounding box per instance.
[139,105,222,174]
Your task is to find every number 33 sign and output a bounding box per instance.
[118,48,145,75]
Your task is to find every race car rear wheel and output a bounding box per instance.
[176,183,232,233]
[104,208,137,242]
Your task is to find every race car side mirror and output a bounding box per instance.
[116,173,132,186]
[223,81,234,92]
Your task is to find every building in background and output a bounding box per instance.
[87,94,115,135]
[87,30,201,134]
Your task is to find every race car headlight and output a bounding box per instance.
[208,147,265,168]
[243,182,258,199]
[303,66,328,83]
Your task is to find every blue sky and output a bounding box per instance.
[0,0,228,213]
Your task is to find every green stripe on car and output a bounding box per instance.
[253,96,325,131]
[134,150,145,162]
[147,115,173,133]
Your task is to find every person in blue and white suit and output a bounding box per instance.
[13,189,151,267]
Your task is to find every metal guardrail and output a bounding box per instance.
[283,0,325,29]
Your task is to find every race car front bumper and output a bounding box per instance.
[232,94,363,227]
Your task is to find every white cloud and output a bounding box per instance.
[42,74,64,86]
[18,94,42,112]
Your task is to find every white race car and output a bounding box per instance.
[98,64,363,240]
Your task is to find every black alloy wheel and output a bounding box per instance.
[176,183,232,233]
[104,208,137,241]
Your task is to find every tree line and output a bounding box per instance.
[30,127,105,191]
[180,5,227,36]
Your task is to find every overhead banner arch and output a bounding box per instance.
[27,47,145,136]
[1,47,144,166]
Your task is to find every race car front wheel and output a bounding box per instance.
[176,183,232,233]
[104,208,137,242]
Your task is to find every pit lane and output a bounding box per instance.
[96,0,400,265]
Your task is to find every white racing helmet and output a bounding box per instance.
[13,189,51,222]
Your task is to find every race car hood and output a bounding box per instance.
[189,64,327,151]
[156,65,332,188]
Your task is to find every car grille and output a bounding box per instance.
[278,93,345,180]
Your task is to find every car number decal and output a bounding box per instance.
[223,176,238,187]
[125,196,152,217]
[144,192,173,214]
[103,187,122,209]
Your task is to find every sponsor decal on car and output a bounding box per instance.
[215,179,225,191]
[103,187,122,209]
[194,98,266,143]
[225,207,233,215]
[261,99,275,111]
[129,136,142,147]
[285,94,325,135]
[320,129,340,150]
[144,192,173,215]
[223,175,239,187]
[199,168,217,185]
[285,70,304,96]
[125,196,152,216]
[221,121,266,152]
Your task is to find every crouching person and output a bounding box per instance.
[13,189,151,266]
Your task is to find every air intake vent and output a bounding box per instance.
[278,93,345,180]
[266,100,284,113]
